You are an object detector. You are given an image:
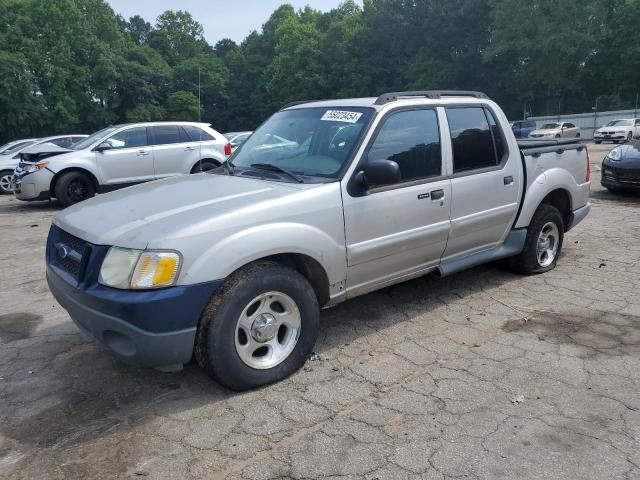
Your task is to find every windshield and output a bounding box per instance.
[71,126,119,150]
[229,107,374,179]
[606,119,633,127]
[541,123,560,129]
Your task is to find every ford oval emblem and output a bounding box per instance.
[57,245,69,259]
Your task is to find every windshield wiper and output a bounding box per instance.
[250,163,304,183]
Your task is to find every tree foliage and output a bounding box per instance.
[1,0,639,143]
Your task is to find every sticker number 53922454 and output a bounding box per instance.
[321,110,363,123]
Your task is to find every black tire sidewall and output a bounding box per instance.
[55,172,95,207]
[511,205,564,274]
[200,263,319,390]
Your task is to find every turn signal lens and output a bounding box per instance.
[130,251,181,289]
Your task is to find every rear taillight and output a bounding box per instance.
[585,146,591,182]
[224,143,232,157]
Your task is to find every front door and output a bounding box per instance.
[97,126,155,186]
[442,106,521,260]
[342,108,452,296]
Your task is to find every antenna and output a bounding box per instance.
[198,66,201,123]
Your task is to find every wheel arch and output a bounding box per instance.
[539,188,572,230]
[189,157,223,173]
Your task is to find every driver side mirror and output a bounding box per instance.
[94,142,112,152]
[355,159,400,189]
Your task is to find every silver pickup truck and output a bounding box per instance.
[46,91,591,390]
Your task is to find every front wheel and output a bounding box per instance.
[627,132,633,143]
[0,170,13,194]
[509,204,564,275]
[195,261,320,391]
[54,171,96,207]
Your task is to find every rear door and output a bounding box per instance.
[97,126,155,185]
[442,105,521,260]
[342,108,451,295]
[149,125,200,178]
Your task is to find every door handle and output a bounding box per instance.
[137,150,149,156]
[503,176,514,185]
[430,189,445,200]
[184,146,195,151]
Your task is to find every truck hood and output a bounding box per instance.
[54,173,308,249]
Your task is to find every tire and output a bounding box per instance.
[508,204,564,275]
[195,261,320,391]
[555,134,561,138]
[0,170,13,194]
[627,132,633,143]
[54,171,96,207]
[606,186,620,194]
[576,132,581,138]
[595,141,602,144]
[190,160,220,174]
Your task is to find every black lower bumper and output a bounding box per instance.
[47,266,223,368]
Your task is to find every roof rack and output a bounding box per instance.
[374,90,489,105]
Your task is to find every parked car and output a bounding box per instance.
[601,141,640,192]
[594,118,640,144]
[45,91,590,390]
[12,122,231,206]
[0,135,87,194]
[0,138,38,155]
[224,131,252,151]
[510,120,536,139]
[529,122,581,139]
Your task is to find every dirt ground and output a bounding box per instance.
[1,143,640,479]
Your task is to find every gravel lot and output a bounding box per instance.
[1,143,640,479]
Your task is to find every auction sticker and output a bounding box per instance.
[321,110,363,123]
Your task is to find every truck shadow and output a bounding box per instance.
[3,260,630,455]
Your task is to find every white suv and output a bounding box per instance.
[13,122,230,206]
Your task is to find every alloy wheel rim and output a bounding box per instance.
[536,222,560,267]
[0,174,12,193]
[67,178,90,202]
[234,291,301,369]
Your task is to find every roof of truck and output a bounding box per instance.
[282,91,490,111]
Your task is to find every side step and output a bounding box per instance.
[438,229,527,277]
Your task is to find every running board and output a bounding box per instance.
[438,229,527,277]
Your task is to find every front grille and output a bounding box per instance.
[616,172,640,184]
[47,226,90,282]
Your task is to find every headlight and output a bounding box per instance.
[99,247,181,290]
[608,148,622,161]
[21,161,49,173]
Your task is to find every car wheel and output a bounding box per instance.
[595,141,602,144]
[555,134,561,138]
[508,204,564,275]
[190,160,220,174]
[195,261,320,391]
[576,132,581,138]
[54,171,96,207]
[0,170,14,194]
[627,132,633,143]
[606,186,620,194]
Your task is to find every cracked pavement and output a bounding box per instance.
[1,143,640,479]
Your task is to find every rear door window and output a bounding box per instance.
[447,107,502,173]
[151,125,182,145]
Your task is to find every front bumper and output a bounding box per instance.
[594,132,628,142]
[46,225,223,368]
[601,163,640,190]
[12,167,53,201]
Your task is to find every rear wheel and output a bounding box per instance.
[54,171,96,207]
[627,132,633,143]
[195,261,320,391]
[0,170,13,194]
[190,160,220,174]
[509,204,564,275]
